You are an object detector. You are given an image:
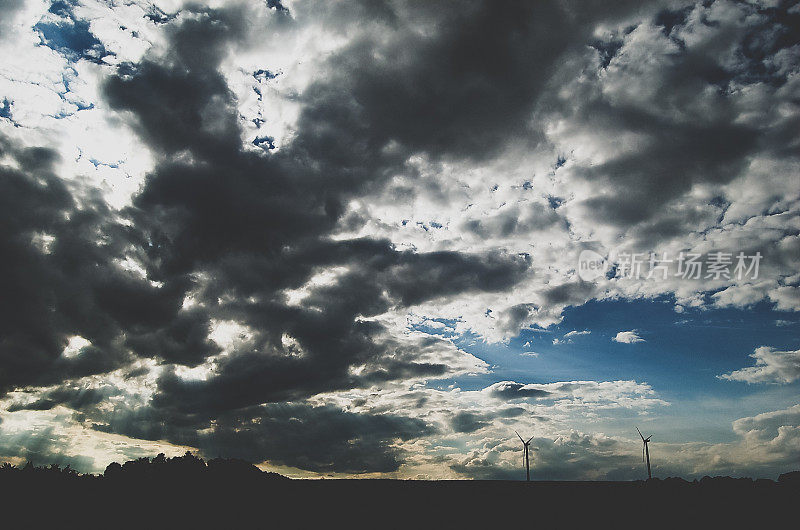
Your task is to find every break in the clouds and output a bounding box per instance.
[0,0,798,480]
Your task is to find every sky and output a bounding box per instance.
[0,0,798,480]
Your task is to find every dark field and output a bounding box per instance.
[1,460,797,528]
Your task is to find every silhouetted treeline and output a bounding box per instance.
[0,451,287,483]
[0,457,797,528]
[103,451,288,482]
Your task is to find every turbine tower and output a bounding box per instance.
[636,427,652,479]
[515,431,533,481]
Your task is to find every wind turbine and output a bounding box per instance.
[636,427,652,479]
[515,431,533,481]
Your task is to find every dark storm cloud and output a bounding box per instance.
[124,309,221,366]
[0,129,225,393]
[578,112,759,227]
[145,326,453,415]
[366,248,531,306]
[104,10,246,158]
[93,402,434,473]
[6,383,119,412]
[297,0,669,163]
[198,404,435,473]
[301,1,573,160]
[0,136,142,393]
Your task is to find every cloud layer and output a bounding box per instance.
[0,0,797,479]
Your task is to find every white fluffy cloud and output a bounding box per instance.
[719,347,800,384]
[553,330,591,345]
[613,330,645,344]
[565,330,591,338]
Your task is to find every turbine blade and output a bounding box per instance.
[646,435,652,442]
[636,427,645,441]
[526,436,534,444]
[515,430,524,443]
[642,443,645,462]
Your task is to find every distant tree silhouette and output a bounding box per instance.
[779,470,800,486]
[1,452,289,486]
[95,451,289,484]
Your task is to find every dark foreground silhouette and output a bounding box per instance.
[1,454,797,528]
